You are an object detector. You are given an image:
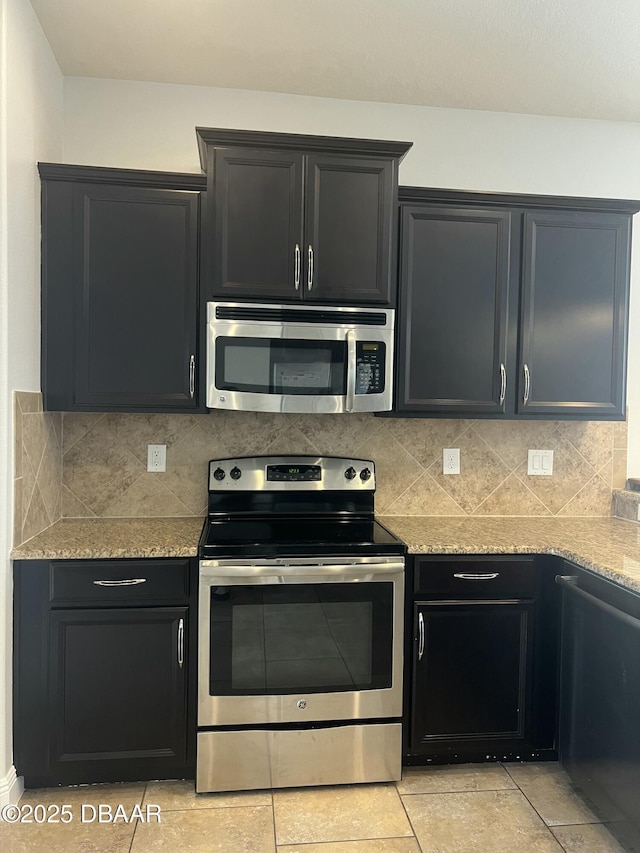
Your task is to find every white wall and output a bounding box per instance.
[0,0,62,802]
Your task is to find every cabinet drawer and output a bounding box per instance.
[49,559,190,605]
[414,558,536,599]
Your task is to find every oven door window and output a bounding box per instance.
[215,337,346,395]
[209,583,393,695]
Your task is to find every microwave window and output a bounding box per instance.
[216,338,346,395]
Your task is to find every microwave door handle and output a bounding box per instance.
[346,329,357,412]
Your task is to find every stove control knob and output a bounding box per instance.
[360,467,372,481]
[213,467,226,481]
[230,466,242,480]
[344,466,356,480]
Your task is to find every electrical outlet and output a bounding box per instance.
[527,449,553,476]
[147,444,166,473]
[443,448,460,475]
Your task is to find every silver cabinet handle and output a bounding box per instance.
[523,363,531,405]
[92,578,147,587]
[294,244,301,290]
[345,329,357,412]
[177,618,184,668]
[418,611,425,661]
[307,244,314,290]
[189,354,196,398]
[453,572,500,580]
[499,363,506,405]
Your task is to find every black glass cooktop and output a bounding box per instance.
[198,516,405,559]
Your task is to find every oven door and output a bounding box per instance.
[198,556,404,727]
[206,302,394,413]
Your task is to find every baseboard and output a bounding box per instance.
[0,765,23,807]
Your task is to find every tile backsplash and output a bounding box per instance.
[11,395,630,545]
[59,410,627,521]
[13,392,62,547]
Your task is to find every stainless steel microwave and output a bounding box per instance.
[206,301,395,413]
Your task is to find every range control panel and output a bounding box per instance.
[208,456,376,491]
[266,464,321,482]
[355,342,385,395]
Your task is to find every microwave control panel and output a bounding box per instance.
[356,342,386,395]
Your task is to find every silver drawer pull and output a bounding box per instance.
[92,578,147,587]
[453,572,500,580]
[177,618,184,668]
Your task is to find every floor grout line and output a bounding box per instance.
[499,763,593,852]
[127,781,146,853]
[395,782,424,852]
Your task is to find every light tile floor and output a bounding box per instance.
[0,762,629,852]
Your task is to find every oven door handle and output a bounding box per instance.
[345,329,357,412]
[200,560,404,583]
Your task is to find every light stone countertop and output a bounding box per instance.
[10,517,204,560]
[380,515,640,594]
[10,515,640,596]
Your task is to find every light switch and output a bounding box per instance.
[528,449,553,476]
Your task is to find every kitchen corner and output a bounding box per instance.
[10,119,640,853]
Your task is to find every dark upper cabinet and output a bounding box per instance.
[210,147,304,301]
[518,211,631,417]
[394,189,638,419]
[197,128,412,305]
[397,206,512,415]
[304,154,395,303]
[40,164,206,413]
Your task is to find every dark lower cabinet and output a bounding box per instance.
[558,566,640,852]
[14,558,196,787]
[411,601,533,754]
[404,555,559,764]
[48,608,187,783]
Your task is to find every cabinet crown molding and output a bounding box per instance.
[195,127,413,171]
[399,185,640,214]
[38,162,206,191]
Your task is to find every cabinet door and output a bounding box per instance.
[210,148,304,300]
[48,607,188,782]
[519,210,631,417]
[410,601,533,755]
[304,154,395,304]
[44,182,200,411]
[396,206,511,413]
[559,573,640,851]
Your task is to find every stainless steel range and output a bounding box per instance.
[197,455,405,793]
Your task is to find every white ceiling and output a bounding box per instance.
[30,0,640,123]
